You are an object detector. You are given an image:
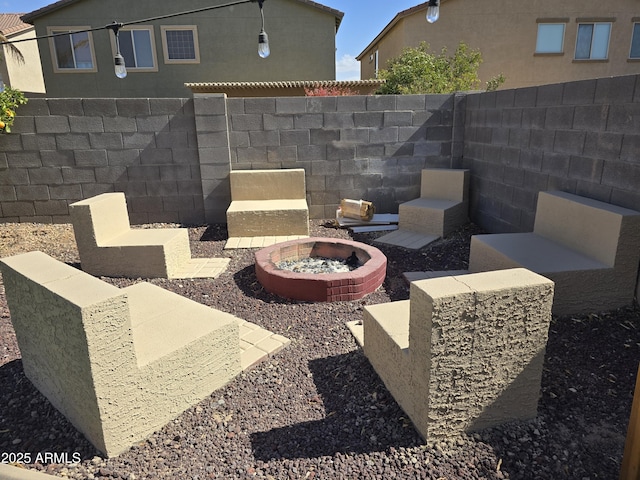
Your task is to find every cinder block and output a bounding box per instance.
[35,116,70,134]
[116,98,151,116]
[82,98,117,116]
[69,116,104,133]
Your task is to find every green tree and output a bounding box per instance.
[0,87,27,133]
[376,42,504,94]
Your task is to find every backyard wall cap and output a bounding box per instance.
[185,79,385,92]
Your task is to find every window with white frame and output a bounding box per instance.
[161,26,200,63]
[535,23,565,54]
[575,22,611,60]
[114,26,157,71]
[48,27,97,72]
[631,23,640,59]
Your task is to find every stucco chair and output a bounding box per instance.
[0,251,290,457]
[469,190,640,315]
[362,268,554,444]
[225,169,310,249]
[70,192,229,279]
[375,168,470,250]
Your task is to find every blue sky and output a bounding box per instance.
[2,0,423,80]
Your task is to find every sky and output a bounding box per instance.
[1,0,423,80]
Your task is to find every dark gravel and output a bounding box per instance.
[0,220,638,479]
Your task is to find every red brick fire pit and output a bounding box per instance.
[255,238,387,302]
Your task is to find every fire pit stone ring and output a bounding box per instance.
[255,237,387,302]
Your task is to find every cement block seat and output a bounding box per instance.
[70,192,229,279]
[360,269,554,445]
[225,169,310,249]
[469,190,640,315]
[0,251,290,457]
[376,168,469,250]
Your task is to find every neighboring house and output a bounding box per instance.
[0,14,46,95]
[21,0,343,98]
[357,0,640,89]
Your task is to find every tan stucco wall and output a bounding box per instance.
[1,28,45,94]
[360,0,640,89]
[29,0,339,98]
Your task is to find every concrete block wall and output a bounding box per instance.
[222,93,460,221]
[1,75,638,227]
[0,98,203,224]
[463,74,640,233]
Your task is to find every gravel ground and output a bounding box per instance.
[0,220,638,480]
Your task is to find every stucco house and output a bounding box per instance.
[357,0,640,89]
[0,14,46,95]
[21,0,344,98]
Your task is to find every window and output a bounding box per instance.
[161,26,200,64]
[575,22,611,60]
[48,27,96,72]
[535,23,565,54]
[631,23,640,59]
[113,26,157,71]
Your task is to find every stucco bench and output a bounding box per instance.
[361,268,554,445]
[0,251,290,457]
[225,169,310,249]
[375,168,469,250]
[469,190,640,315]
[70,192,229,279]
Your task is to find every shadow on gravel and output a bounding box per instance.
[0,359,99,460]
[250,350,422,460]
[198,224,228,242]
[232,265,299,304]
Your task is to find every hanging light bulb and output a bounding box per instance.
[107,22,127,79]
[258,29,270,58]
[256,0,270,58]
[426,0,440,23]
[114,53,127,78]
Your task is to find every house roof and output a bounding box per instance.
[22,0,344,30]
[0,13,33,37]
[355,2,432,60]
[185,79,384,92]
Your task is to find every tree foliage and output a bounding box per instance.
[0,87,27,133]
[376,42,504,94]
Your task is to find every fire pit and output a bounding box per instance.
[255,238,387,302]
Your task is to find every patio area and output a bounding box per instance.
[0,219,638,479]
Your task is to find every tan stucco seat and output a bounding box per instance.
[225,169,310,248]
[70,192,229,279]
[469,190,640,315]
[362,268,554,445]
[0,251,241,457]
[375,168,470,250]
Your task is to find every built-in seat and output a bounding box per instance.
[375,168,469,250]
[469,190,640,315]
[225,169,309,249]
[70,192,229,279]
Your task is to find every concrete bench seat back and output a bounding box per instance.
[362,268,554,445]
[226,169,309,237]
[469,190,640,315]
[0,251,241,458]
[399,168,470,237]
[70,192,191,278]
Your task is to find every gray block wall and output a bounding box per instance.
[0,93,458,225]
[463,74,640,233]
[1,74,638,228]
[0,98,203,224]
